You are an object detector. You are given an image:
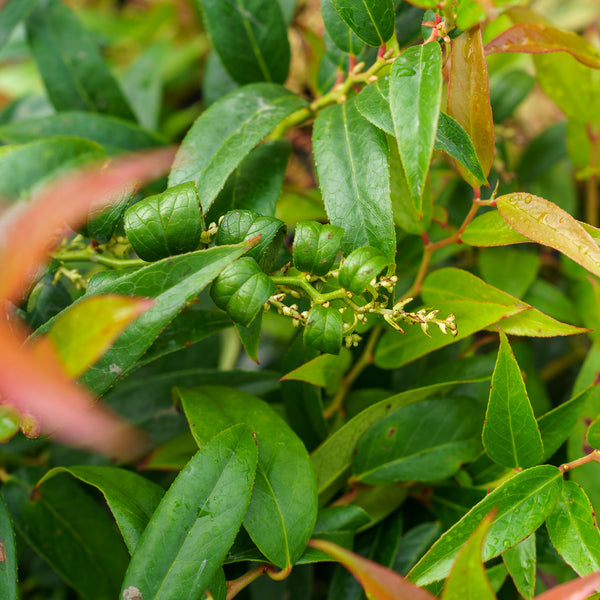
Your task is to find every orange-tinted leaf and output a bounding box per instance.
[42,294,154,378]
[447,26,494,187]
[485,23,600,69]
[497,193,600,279]
[534,571,600,600]
[308,538,436,600]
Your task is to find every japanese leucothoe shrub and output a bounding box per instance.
[1,0,600,599]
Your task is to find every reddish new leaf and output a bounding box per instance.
[447,25,494,187]
[308,539,436,600]
[485,23,600,69]
[534,571,600,600]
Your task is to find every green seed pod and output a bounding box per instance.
[303,304,343,355]
[215,209,286,272]
[210,257,276,326]
[292,221,344,276]
[123,181,204,262]
[338,246,391,295]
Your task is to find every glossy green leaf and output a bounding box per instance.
[73,243,250,395]
[178,387,317,569]
[304,304,344,355]
[330,0,395,47]
[309,538,437,600]
[169,84,306,212]
[196,0,290,84]
[538,385,591,462]
[407,465,563,586]
[0,137,105,200]
[121,424,258,600]
[209,140,291,220]
[0,495,17,600]
[293,221,344,276]
[0,112,165,153]
[2,468,129,600]
[462,210,530,247]
[502,534,536,600]
[0,0,38,50]
[482,330,544,468]
[281,349,352,392]
[124,182,204,262]
[25,0,135,120]
[441,512,496,600]
[353,397,484,484]
[390,42,442,216]
[313,100,395,261]
[587,416,600,449]
[355,76,394,134]
[338,246,391,294]
[431,486,488,531]
[37,465,164,555]
[497,192,600,279]
[447,25,494,185]
[215,209,286,272]
[485,23,600,69]
[546,481,600,576]
[44,294,153,378]
[477,247,540,298]
[210,257,276,327]
[321,0,364,54]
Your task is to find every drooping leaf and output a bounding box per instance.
[353,396,484,484]
[330,0,395,47]
[497,192,600,279]
[0,495,17,600]
[169,84,306,213]
[2,468,130,600]
[485,23,600,69]
[502,534,536,600]
[121,424,258,600]
[407,465,563,586]
[441,512,496,600]
[321,0,365,55]
[309,538,437,600]
[25,0,136,120]
[482,330,544,468]
[546,481,600,577]
[195,0,290,84]
[313,99,395,261]
[390,41,442,216]
[447,25,494,186]
[36,465,165,555]
[177,386,318,569]
[0,0,38,50]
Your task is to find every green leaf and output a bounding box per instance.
[235,312,262,362]
[353,397,484,484]
[37,465,164,555]
[330,0,395,47]
[407,465,563,586]
[0,137,105,200]
[0,405,21,443]
[313,100,395,261]
[462,210,530,247]
[390,42,442,216]
[304,304,344,355]
[477,247,540,298]
[177,386,318,568]
[74,243,250,395]
[44,294,153,378]
[121,424,258,600]
[2,468,130,600]
[293,221,344,276]
[169,84,306,213]
[546,481,600,576]
[485,23,600,69]
[355,76,394,135]
[0,495,17,600]
[502,534,536,600]
[321,0,364,55]
[338,246,391,294]
[497,192,600,279]
[0,0,38,50]
[79,184,133,244]
[281,349,352,392]
[25,0,135,120]
[482,330,544,468]
[587,416,600,449]
[196,0,290,84]
[441,512,496,600]
[447,25,494,185]
[124,182,204,262]
[0,112,166,153]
